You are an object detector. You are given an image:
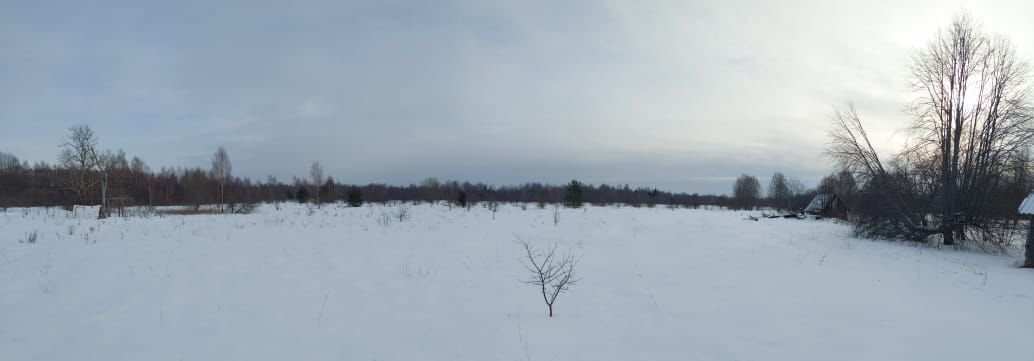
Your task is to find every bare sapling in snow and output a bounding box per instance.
[21,230,39,244]
[517,236,580,317]
[394,203,410,222]
[553,205,560,227]
[488,201,499,220]
[377,209,393,226]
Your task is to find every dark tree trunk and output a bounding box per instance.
[1025,216,1034,268]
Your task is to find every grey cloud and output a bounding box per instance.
[3,0,1033,194]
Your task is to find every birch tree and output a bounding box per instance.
[211,147,232,211]
[310,161,323,208]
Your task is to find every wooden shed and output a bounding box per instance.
[804,193,848,219]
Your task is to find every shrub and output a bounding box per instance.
[347,187,363,207]
[564,180,583,208]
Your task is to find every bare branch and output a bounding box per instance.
[516,235,580,317]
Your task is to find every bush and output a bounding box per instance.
[347,187,363,207]
[456,191,467,208]
[394,204,411,222]
[229,202,258,214]
[22,230,39,244]
[564,180,583,208]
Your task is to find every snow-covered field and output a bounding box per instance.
[1,203,1032,361]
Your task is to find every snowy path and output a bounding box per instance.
[1,204,1032,360]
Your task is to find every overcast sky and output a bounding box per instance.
[3,0,1033,194]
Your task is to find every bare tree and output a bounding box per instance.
[785,176,807,209]
[905,14,1034,245]
[517,236,580,317]
[0,152,19,171]
[310,161,323,208]
[56,125,126,218]
[130,156,153,206]
[828,104,936,240]
[95,149,123,218]
[58,124,100,204]
[828,14,1034,247]
[818,170,858,202]
[732,174,761,210]
[394,203,410,222]
[768,172,791,210]
[210,147,232,211]
[487,201,499,219]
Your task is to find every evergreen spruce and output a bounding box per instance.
[457,191,468,208]
[564,180,583,208]
[347,187,363,207]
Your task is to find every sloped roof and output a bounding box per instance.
[805,194,834,214]
[1019,193,1034,215]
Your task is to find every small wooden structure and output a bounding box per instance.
[804,193,848,219]
[1017,194,1034,267]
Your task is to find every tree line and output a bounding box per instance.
[0,127,736,211]
[0,125,873,215]
[726,170,861,212]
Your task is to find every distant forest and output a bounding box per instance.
[0,127,740,209]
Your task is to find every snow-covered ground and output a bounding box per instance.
[1,203,1032,361]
